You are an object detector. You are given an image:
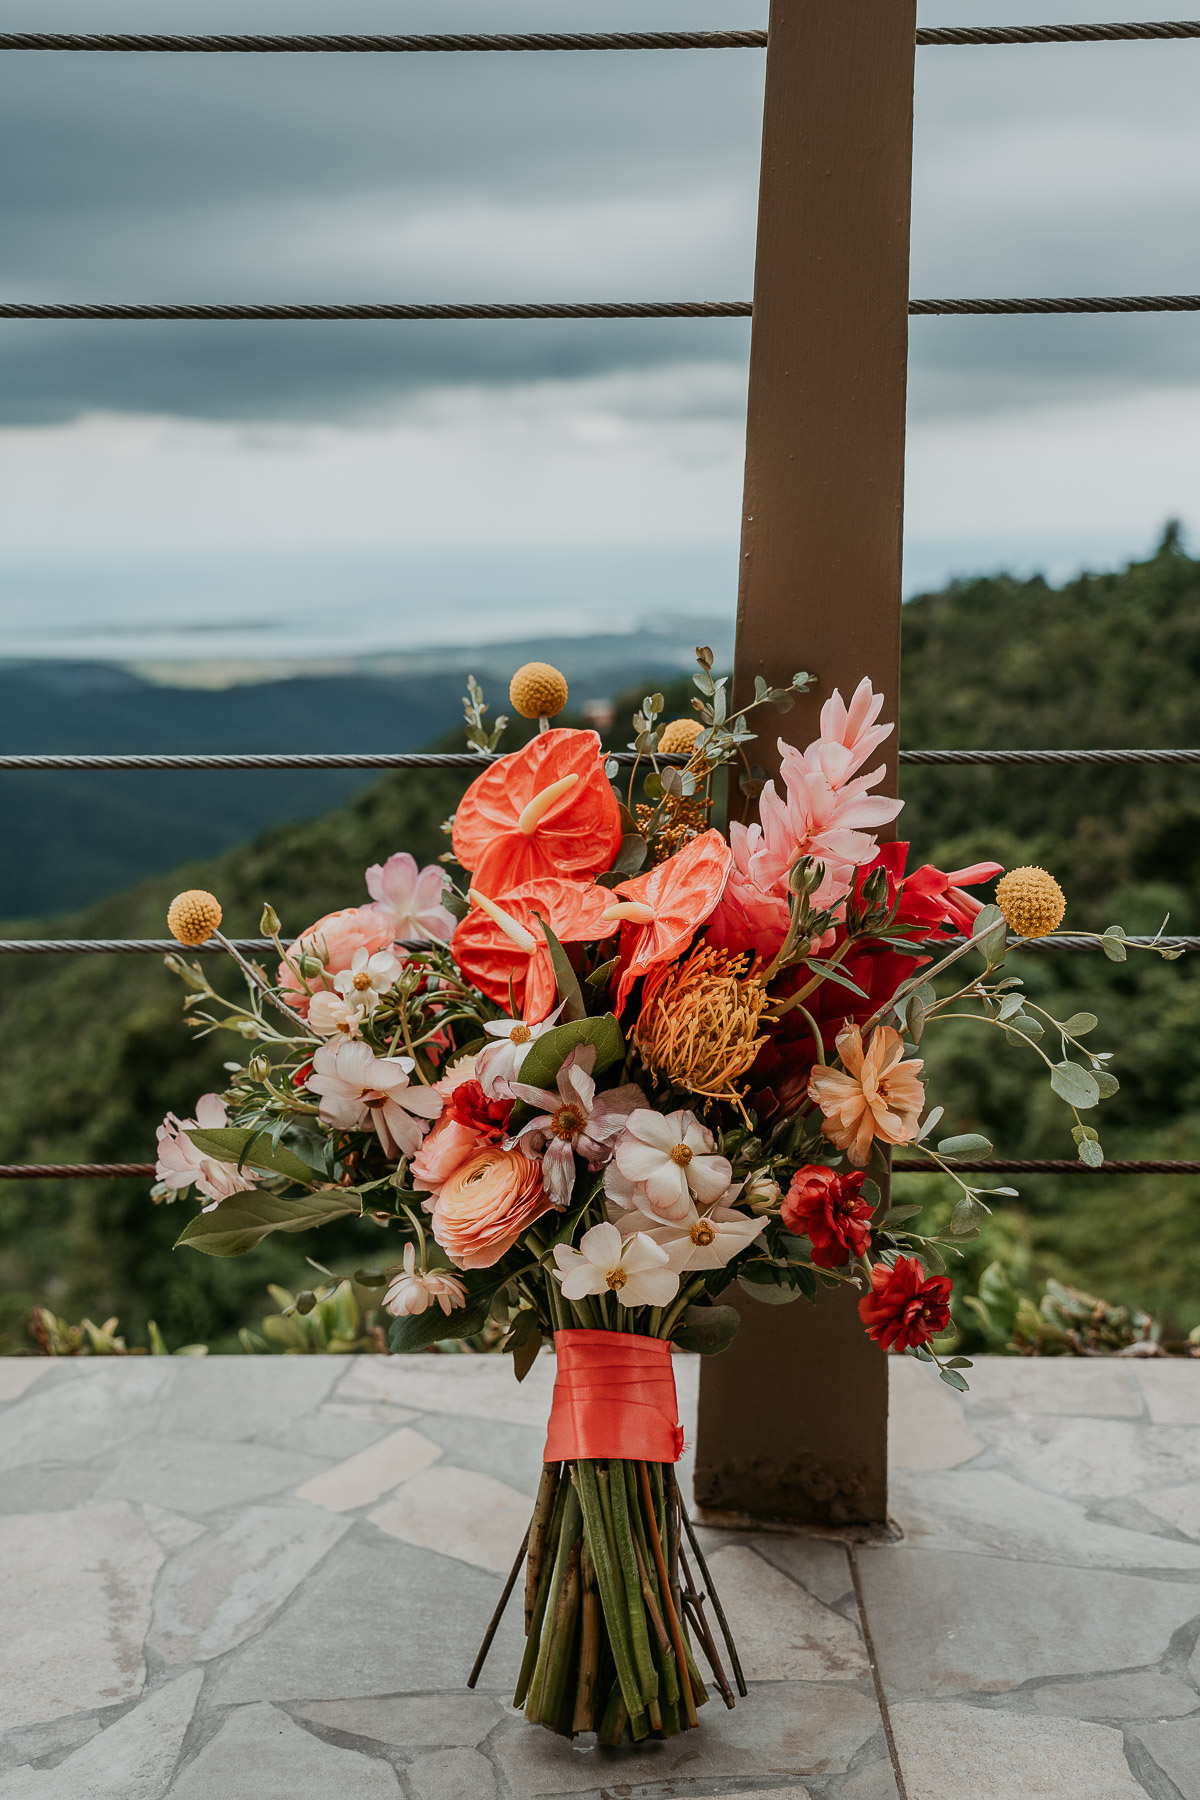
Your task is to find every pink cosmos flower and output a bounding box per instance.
[366,852,456,945]
[708,678,904,959]
[508,1046,646,1207]
[278,906,397,1016]
[305,1040,443,1160]
[156,1093,248,1210]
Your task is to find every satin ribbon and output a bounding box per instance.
[543,1328,684,1464]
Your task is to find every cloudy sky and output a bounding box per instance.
[0,0,1197,664]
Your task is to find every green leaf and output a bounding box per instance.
[882,1203,923,1225]
[1061,1011,1099,1037]
[738,1265,804,1305]
[800,958,869,999]
[906,991,926,1044]
[945,1355,973,1369]
[948,1194,987,1237]
[1004,1012,1044,1041]
[186,1125,315,1186]
[530,911,586,1023]
[971,903,1008,967]
[937,1133,993,1159]
[505,1308,544,1382]
[1101,928,1128,963]
[1094,1069,1120,1098]
[517,1013,625,1092]
[353,1268,390,1288]
[175,1190,358,1258]
[388,1294,493,1353]
[1050,1060,1101,1110]
[939,1366,970,1393]
[1077,1136,1104,1168]
[609,834,649,878]
[672,1303,741,1355]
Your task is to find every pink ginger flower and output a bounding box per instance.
[156,1093,248,1210]
[709,678,903,958]
[366,852,456,945]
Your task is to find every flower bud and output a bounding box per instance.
[743,1172,782,1215]
[259,902,281,937]
[299,953,326,978]
[247,1054,272,1083]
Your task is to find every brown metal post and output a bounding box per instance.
[694,0,917,1526]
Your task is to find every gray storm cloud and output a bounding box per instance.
[0,0,1196,424]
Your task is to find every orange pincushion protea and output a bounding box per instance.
[604,828,734,1014]
[451,728,623,896]
[451,877,618,1022]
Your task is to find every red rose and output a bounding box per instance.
[782,1165,875,1269]
[291,1060,314,1089]
[444,1080,513,1142]
[859,1254,952,1352]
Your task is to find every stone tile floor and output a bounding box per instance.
[1,1352,1198,1800]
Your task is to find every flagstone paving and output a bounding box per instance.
[0,1351,1197,1799]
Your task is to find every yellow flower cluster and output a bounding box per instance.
[166,889,223,946]
[995,865,1066,938]
[509,661,568,721]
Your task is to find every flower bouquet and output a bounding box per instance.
[154,655,1180,1743]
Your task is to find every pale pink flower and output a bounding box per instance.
[615,1195,766,1271]
[509,1046,645,1207]
[474,1007,563,1098]
[553,1221,679,1309]
[155,1093,248,1209]
[807,1023,925,1166]
[307,991,367,1038]
[435,1053,478,1095]
[306,1040,443,1160]
[383,1244,467,1318]
[612,1109,733,1223]
[333,946,403,1012]
[278,906,397,1016]
[366,852,456,945]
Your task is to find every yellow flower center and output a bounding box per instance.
[352,971,373,990]
[670,1143,694,1167]
[606,1267,627,1291]
[552,1104,586,1141]
[690,1219,716,1246]
[510,1024,532,1045]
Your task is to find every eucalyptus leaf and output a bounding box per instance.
[1050,1060,1101,1109]
[1061,1012,1099,1037]
[907,991,927,1045]
[1100,930,1128,963]
[937,1133,994,1159]
[388,1295,492,1353]
[175,1190,358,1258]
[738,1266,803,1305]
[939,1367,970,1392]
[672,1303,741,1355]
[882,1204,923,1225]
[1077,1136,1105,1168]
[517,1014,625,1092]
[1093,1069,1120,1098]
[948,1194,987,1237]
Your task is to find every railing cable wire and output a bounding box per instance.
[2,297,1199,321]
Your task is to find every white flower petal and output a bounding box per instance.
[559,1265,609,1301]
[642,1163,694,1221]
[686,1154,734,1205]
[618,1231,672,1274]
[625,1109,680,1152]
[620,1267,680,1308]
[614,1135,669,1184]
[579,1220,623,1267]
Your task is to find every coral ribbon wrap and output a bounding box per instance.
[543,1328,684,1464]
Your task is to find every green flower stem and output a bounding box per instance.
[625,1462,680,1704]
[536,1537,583,1732]
[524,1463,561,1632]
[597,1678,628,1747]
[657,1275,707,1341]
[575,1461,644,1725]
[513,1472,570,1709]
[608,1458,659,1709]
[524,1483,582,1723]
[571,1545,602,1734]
[636,1462,698,1728]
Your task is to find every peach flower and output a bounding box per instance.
[430,1146,551,1270]
[806,1024,924,1166]
[278,905,396,1016]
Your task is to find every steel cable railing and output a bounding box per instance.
[0,23,1198,52]
[0,934,1194,956]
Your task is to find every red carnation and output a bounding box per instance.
[291,1059,314,1089]
[859,1255,952,1352]
[444,1079,513,1143]
[782,1165,876,1269]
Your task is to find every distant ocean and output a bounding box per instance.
[0,531,1150,680]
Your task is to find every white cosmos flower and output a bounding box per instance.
[383,1244,468,1318]
[474,1005,563,1098]
[615,1197,767,1272]
[333,946,403,1011]
[553,1221,679,1309]
[307,990,368,1038]
[612,1109,734,1223]
[509,1046,645,1207]
[306,1040,443,1160]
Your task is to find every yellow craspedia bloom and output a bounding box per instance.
[167,889,223,946]
[658,718,704,756]
[995,866,1066,939]
[509,662,568,720]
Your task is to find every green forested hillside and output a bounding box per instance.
[1,532,1198,1350]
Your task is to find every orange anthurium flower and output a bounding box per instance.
[452,877,618,1023]
[605,828,734,1014]
[451,728,623,894]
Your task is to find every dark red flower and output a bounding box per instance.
[859,1254,952,1352]
[443,1079,513,1143]
[291,1059,314,1089]
[782,1165,875,1269]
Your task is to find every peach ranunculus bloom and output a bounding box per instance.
[410,1111,485,1197]
[430,1146,551,1270]
[806,1024,925,1167]
[277,905,396,1016]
